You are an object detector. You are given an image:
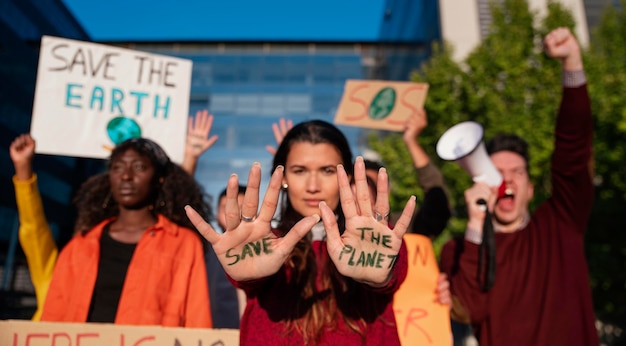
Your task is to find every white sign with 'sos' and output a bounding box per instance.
[31,36,192,163]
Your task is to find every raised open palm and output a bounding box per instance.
[265,117,293,156]
[185,163,319,281]
[321,157,416,287]
[185,110,218,158]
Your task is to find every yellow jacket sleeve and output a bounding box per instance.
[14,174,58,321]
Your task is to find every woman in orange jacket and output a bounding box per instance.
[41,137,213,327]
[11,111,218,324]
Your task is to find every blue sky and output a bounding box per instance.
[61,0,387,42]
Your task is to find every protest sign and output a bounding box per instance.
[334,80,428,132]
[30,36,192,163]
[1,319,239,346]
[393,234,452,345]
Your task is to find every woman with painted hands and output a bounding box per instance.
[186,120,416,345]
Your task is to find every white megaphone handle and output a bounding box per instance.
[472,178,500,213]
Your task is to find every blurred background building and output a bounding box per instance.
[0,0,612,320]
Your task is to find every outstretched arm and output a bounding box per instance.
[181,110,219,175]
[322,156,416,288]
[185,163,319,281]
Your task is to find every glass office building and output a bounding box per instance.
[131,42,434,202]
[0,0,91,318]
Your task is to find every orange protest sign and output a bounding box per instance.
[334,80,428,132]
[394,234,452,345]
[1,319,239,346]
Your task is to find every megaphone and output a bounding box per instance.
[436,121,506,198]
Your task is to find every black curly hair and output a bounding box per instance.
[72,138,212,235]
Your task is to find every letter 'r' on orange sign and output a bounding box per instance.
[393,234,452,345]
[333,80,429,132]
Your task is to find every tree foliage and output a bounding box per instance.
[368,0,626,335]
[583,0,626,334]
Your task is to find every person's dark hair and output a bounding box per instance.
[272,120,353,232]
[364,159,384,173]
[271,121,390,342]
[72,138,212,234]
[218,185,247,201]
[349,174,378,200]
[486,133,530,171]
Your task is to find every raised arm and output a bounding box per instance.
[10,134,58,321]
[181,110,219,175]
[11,134,35,181]
[265,118,293,156]
[402,109,430,170]
[544,27,593,232]
[403,109,451,238]
[544,27,583,72]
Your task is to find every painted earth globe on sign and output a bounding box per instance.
[107,117,142,145]
[368,87,397,120]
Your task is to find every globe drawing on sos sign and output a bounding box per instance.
[368,87,397,120]
[107,117,142,146]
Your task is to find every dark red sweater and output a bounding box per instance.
[233,237,408,345]
[440,85,598,345]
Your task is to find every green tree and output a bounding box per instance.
[371,0,576,239]
[368,41,469,252]
[584,0,626,334]
[370,0,626,340]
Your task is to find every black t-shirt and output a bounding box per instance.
[87,224,137,323]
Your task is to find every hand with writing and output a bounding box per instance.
[265,118,293,156]
[320,156,416,287]
[181,110,219,175]
[185,163,319,281]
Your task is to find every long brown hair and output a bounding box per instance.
[272,120,394,344]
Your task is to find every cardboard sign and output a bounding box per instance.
[1,320,239,345]
[334,80,428,132]
[393,234,452,345]
[30,36,192,163]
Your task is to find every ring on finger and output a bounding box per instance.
[241,214,255,222]
[375,211,390,222]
